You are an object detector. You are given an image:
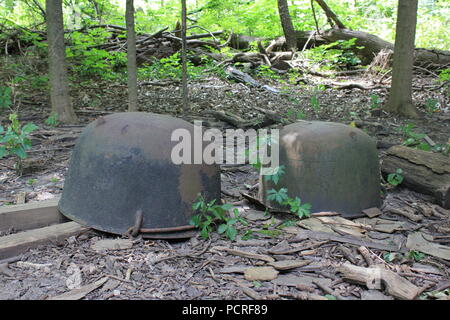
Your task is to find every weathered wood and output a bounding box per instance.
[381,145,450,208]
[0,221,88,259]
[322,28,450,67]
[212,246,275,262]
[47,277,108,300]
[338,262,420,300]
[0,199,67,233]
[406,232,450,261]
[292,229,404,252]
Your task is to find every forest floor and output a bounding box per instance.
[0,70,449,300]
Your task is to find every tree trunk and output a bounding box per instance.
[277,0,297,51]
[381,145,450,209]
[385,0,419,118]
[46,0,77,123]
[314,0,346,29]
[181,0,189,112]
[126,0,138,112]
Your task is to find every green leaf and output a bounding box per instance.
[200,226,210,239]
[21,123,38,134]
[0,146,7,158]
[226,227,237,241]
[218,224,228,234]
[221,203,233,211]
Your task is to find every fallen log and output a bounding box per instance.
[204,110,281,129]
[337,262,421,300]
[381,145,450,209]
[322,28,450,67]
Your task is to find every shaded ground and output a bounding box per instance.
[0,71,449,300]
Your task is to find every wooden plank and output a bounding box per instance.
[0,221,88,259]
[0,199,68,233]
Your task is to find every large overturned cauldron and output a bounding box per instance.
[59,112,221,239]
[260,121,380,218]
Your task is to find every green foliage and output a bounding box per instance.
[66,30,127,80]
[303,38,362,70]
[424,98,439,114]
[387,168,404,187]
[399,124,430,151]
[286,108,306,121]
[190,194,247,241]
[0,86,12,109]
[267,188,289,204]
[27,178,37,185]
[407,250,426,262]
[256,65,280,80]
[370,94,381,109]
[263,165,285,185]
[310,94,320,111]
[45,113,59,127]
[138,53,217,81]
[284,197,312,218]
[438,69,450,82]
[0,114,38,174]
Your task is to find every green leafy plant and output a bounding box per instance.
[383,252,398,263]
[438,68,450,82]
[45,113,59,127]
[424,98,439,114]
[0,114,38,174]
[407,250,426,262]
[370,94,381,109]
[190,194,246,241]
[310,94,320,111]
[399,124,430,151]
[27,178,37,185]
[387,168,404,187]
[0,86,12,109]
[267,188,289,204]
[256,65,280,80]
[304,38,362,70]
[284,197,312,218]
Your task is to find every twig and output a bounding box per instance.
[312,280,345,300]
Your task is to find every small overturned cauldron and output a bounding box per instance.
[59,112,220,239]
[260,121,380,218]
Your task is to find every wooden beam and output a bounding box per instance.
[0,199,68,233]
[0,221,88,259]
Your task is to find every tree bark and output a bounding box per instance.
[126,0,138,112]
[314,0,346,29]
[45,0,77,123]
[381,145,450,209]
[277,0,297,51]
[385,0,419,118]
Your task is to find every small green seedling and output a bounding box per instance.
[51,177,59,183]
[27,178,37,185]
[370,94,381,109]
[387,168,404,187]
[407,250,426,262]
[0,114,38,175]
[0,86,12,109]
[45,113,59,127]
[190,195,247,241]
[383,252,397,263]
